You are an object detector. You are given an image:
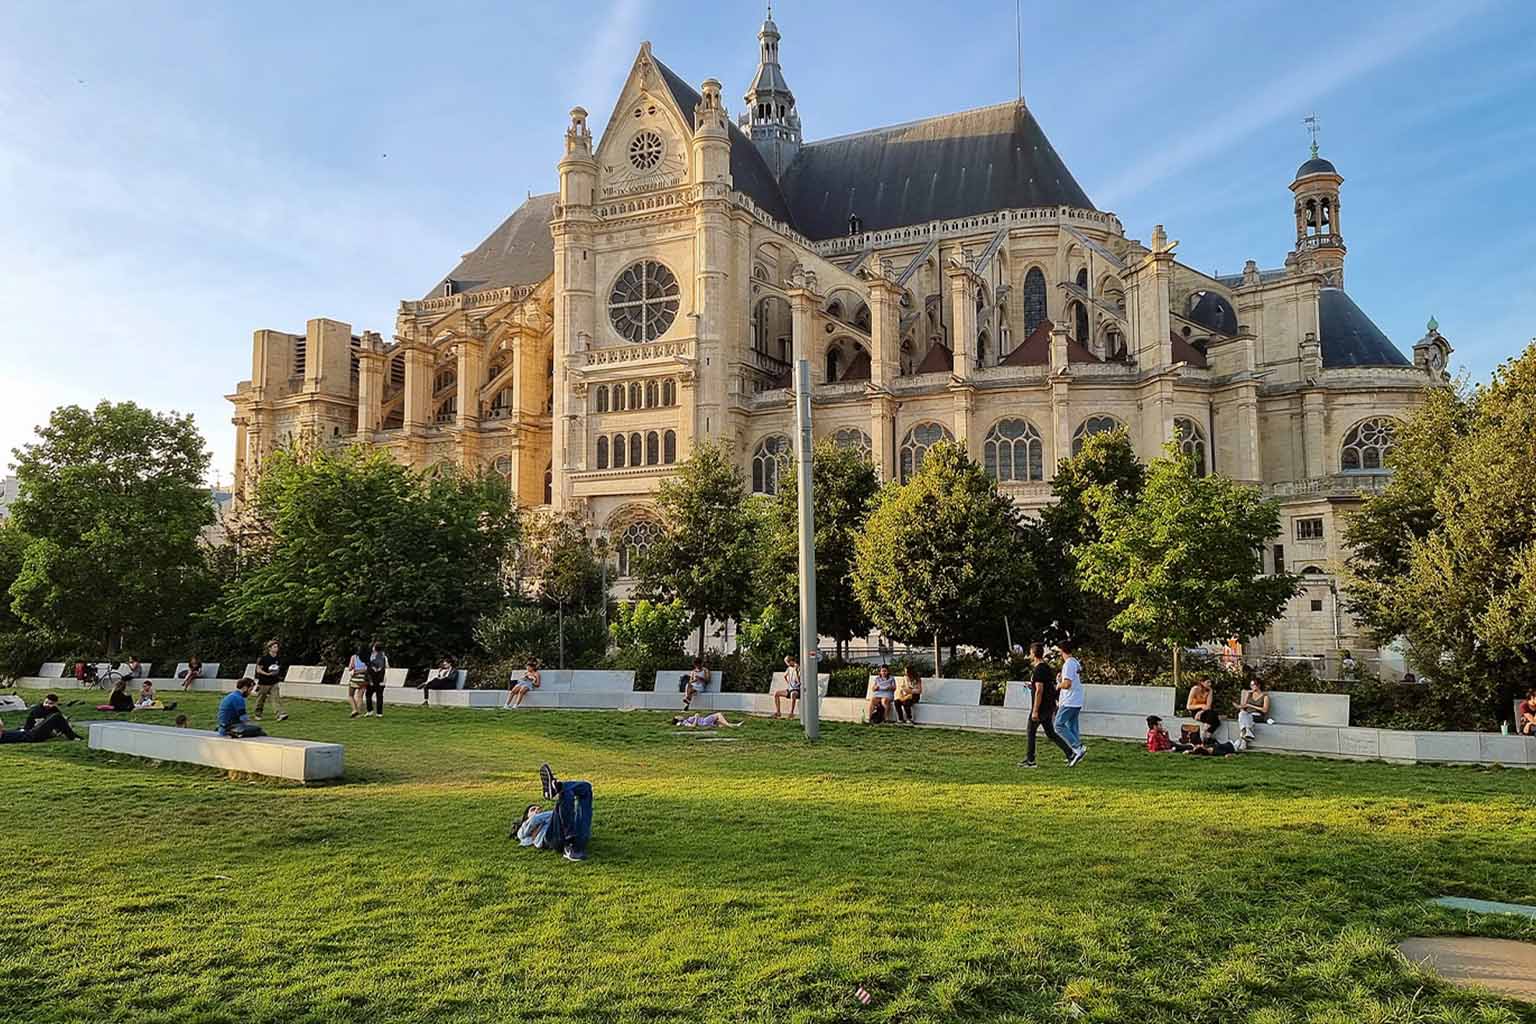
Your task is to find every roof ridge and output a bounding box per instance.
[802,99,1026,147]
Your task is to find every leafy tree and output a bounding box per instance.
[636,441,758,658]
[758,440,880,659]
[852,441,1032,673]
[1350,344,1536,723]
[222,446,518,665]
[608,598,693,681]
[513,511,607,614]
[1076,444,1299,684]
[7,401,214,654]
[1035,429,1146,646]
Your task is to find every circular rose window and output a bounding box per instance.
[608,260,680,343]
[628,130,664,171]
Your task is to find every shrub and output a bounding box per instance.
[474,605,560,667]
[608,600,691,688]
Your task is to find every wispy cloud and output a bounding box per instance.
[1094,0,1492,208]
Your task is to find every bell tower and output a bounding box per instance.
[739,5,802,179]
[1289,119,1346,287]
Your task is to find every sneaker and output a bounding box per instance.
[1018,761,1038,769]
[1067,749,1085,768]
[364,711,374,718]
[277,713,288,722]
[539,763,559,800]
[349,711,359,719]
[252,715,263,722]
[563,848,587,862]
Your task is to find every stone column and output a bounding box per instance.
[788,275,820,374]
[552,106,598,510]
[456,331,486,431]
[869,394,896,482]
[1049,377,1072,474]
[866,257,901,389]
[402,340,432,431]
[1237,382,1261,483]
[1302,391,1326,479]
[356,333,385,435]
[952,387,977,459]
[946,256,977,381]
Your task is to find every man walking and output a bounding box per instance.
[1054,640,1087,767]
[1019,643,1074,768]
[253,639,288,722]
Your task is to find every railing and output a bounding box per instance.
[747,347,792,376]
[584,340,695,367]
[1265,473,1392,499]
[814,206,1125,258]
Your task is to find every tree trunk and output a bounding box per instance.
[696,617,706,660]
[1172,644,1181,689]
[933,632,943,677]
[558,601,565,669]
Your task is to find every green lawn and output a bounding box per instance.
[4,691,1536,1023]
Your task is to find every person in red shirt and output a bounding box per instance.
[1146,715,1193,753]
[1518,690,1536,736]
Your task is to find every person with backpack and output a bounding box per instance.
[365,640,389,718]
[346,644,370,719]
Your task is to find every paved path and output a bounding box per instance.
[1399,937,1536,1000]
[1433,896,1536,920]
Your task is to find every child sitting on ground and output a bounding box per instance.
[1146,715,1194,753]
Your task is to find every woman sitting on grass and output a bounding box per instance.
[671,712,743,729]
[99,678,134,713]
[135,680,163,710]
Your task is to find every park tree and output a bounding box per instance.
[636,441,758,659]
[506,511,609,667]
[6,401,215,654]
[852,440,1033,673]
[1076,444,1299,684]
[1035,428,1146,646]
[758,440,880,659]
[222,446,518,665]
[1347,343,1536,724]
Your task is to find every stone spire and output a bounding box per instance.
[739,4,802,179]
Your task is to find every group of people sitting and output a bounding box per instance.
[1517,689,1536,736]
[1145,677,1276,757]
[864,664,925,725]
[95,678,178,714]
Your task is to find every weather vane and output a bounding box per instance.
[1302,113,1321,158]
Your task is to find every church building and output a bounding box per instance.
[228,14,1454,664]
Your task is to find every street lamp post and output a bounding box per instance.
[793,359,819,740]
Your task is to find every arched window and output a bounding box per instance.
[646,431,659,465]
[832,427,871,459]
[1071,415,1124,455]
[489,388,512,417]
[596,387,609,413]
[1022,267,1047,334]
[596,436,609,469]
[617,520,662,577]
[663,430,677,464]
[662,379,676,406]
[1075,267,1089,290]
[493,455,514,481]
[613,434,627,468]
[1340,417,1397,471]
[543,464,553,505]
[899,422,955,482]
[434,367,457,393]
[976,329,990,368]
[435,396,457,423]
[629,432,642,466]
[645,380,658,408]
[1071,301,1089,345]
[983,419,1044,482]
[612,384,626,412]
[826,348,842,382]
[628,382,642,410]
[752,435,791,495]
[1173,416,1208,477]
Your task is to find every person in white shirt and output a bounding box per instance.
[1053,640,1087,767]
[772,655,801,718]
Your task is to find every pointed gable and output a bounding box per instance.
[914,342,954,374]
[1001,319,1052,366]
[1171,332,1209,368]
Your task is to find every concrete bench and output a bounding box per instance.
[654,669,723,694]
[1260,692,1350,727]
[37,662,67,678]
[86,721,342,781]
[284,665,327,684]
[862,676,983,726]
[509,670,638,710]
[173,662,219,683]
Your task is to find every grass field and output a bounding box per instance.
[4,691,1536,1023]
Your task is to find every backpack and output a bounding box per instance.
[869,702,886,725]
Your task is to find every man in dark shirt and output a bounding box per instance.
[253,639,287,722]
[1020,642,1075,768]
[2,695,80,743]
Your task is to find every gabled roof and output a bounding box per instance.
[1171,332,1209,369]
[779,101,1094,241]
[653,57,793,225]
[914,341,954,374]
[1318,289,1411,368]
[422,192,557,299]
[999,319,1101,366]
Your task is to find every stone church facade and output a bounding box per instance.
[228,15,1453,664]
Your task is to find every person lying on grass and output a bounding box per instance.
[511,763,592,862]
[1,699,80,743]
[671,712,743,729]
[1145,715,1194,753]
[1186,730,1239,758]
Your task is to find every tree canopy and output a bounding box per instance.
[852,441,1032,669]
[637,441,758,657]
[1077,444,1298,678]
[6,401,214,653]
[758,440,880,657]
[1348,344,1536,719]
[222,446,518,664]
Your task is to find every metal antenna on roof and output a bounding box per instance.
[1303,112,1321,158]
[1015,0,1023,104]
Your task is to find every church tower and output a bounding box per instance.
[1290,134,1346,287]
[739,6,802,179]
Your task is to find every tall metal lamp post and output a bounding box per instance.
[793,359,820,740]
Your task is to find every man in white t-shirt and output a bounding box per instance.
[1053,640,1087,767]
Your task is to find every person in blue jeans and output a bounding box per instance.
[1053,640,1087,767]
[513,763,593,862]
[217,679,265,738]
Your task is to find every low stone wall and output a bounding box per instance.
[86,721,342,781]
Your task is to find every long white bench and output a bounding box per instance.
[172,662,219,684]
[853,676,985,727]
[86,721,343,781]
[993,682,1174,739]
[284,665,328,684]
[36,662,67,678]
[512,670,639,710]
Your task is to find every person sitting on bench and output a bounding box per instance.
[217,679,265,738]
[671,712,743,729]
[2,696,80,743]
[1235,680,1271,742]
[504,661,541,709]
[1185,677,1220,734]
[416,657,460,704]
[681,659,710,710]
[1518,689,1536,737]
[511,763,592,862]
[178,656,205,691]
[772,655,802,719]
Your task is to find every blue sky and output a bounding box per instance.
[2,0,1532,481]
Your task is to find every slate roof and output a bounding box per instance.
[779,101,1094,241]
[1318,288,1410,368]
[914,341,954,374]
[999,320,1101,366]
[654,58,794,225]
[1295,156,1338,178]
[422,192,558,299]
[1187,290,1238,336]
